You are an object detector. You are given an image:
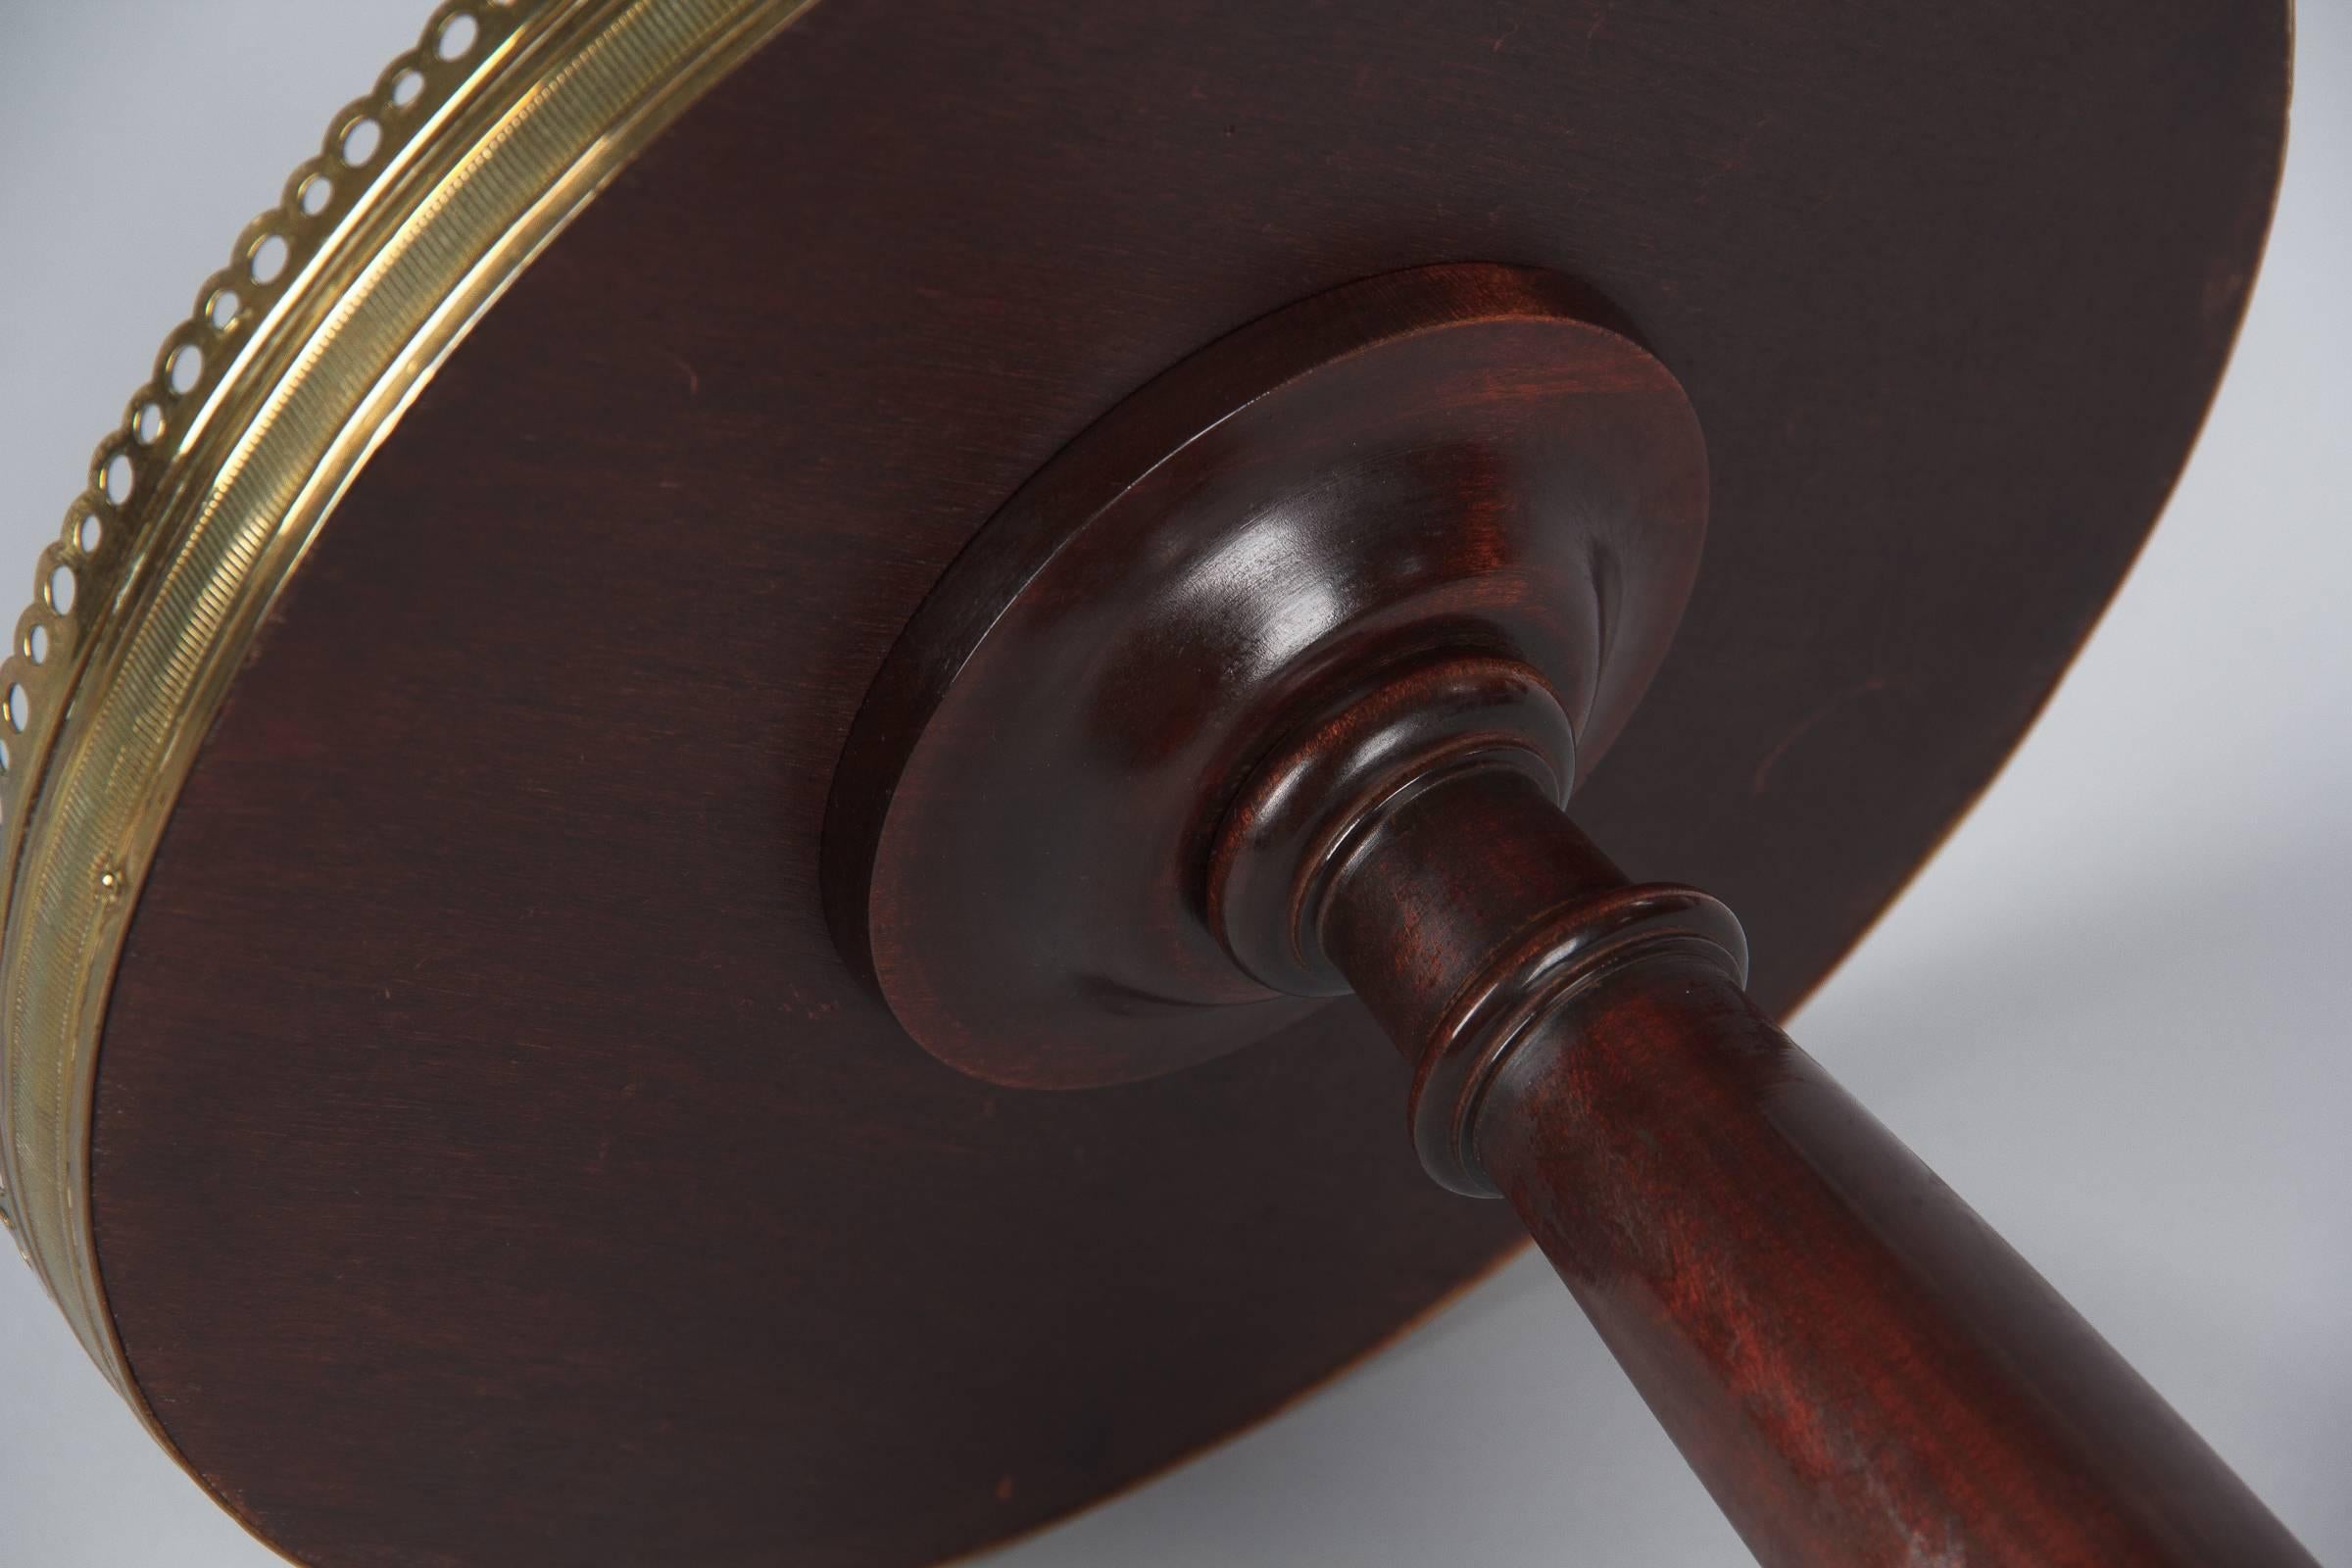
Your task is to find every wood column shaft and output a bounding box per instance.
[1318,763,2317,1568]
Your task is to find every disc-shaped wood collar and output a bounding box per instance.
[829,265,1707,1090]
[65,3,2284,1566]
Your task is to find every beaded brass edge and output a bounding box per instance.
[0,0,816,1465]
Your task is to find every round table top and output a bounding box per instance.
[0,1,2284,1564]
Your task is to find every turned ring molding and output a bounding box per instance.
[825,262,1710,1091]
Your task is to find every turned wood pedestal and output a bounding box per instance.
[0,2,2305,1565]
[823,265,2315,1567]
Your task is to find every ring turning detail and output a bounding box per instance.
[829,263,2319,1566]
[824,262,1711,1090]
[1197,642,1752,1195]
[1,2,2304,1564]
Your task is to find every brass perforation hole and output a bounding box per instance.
[167,343,205,395]
[247,233,290,285]
[434,14,480,61]
[340,117,382,167]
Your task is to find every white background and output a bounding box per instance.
[1,4,2345,1564]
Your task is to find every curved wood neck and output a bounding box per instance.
[831,263,2313,1566]
[1205,656,2317,1568]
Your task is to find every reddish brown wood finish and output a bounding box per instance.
[1306,756,2320,1567]
[830,264,1706,1089]
[1481,955,2320,1568]
[83,3,2289,1566]
[824,244,2314,1565]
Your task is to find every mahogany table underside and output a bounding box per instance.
[85,2,2283,1563]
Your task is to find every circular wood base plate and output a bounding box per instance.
[829,264,1707,1090]
[81,4,2283,1566]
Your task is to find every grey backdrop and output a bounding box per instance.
[2,4,2344,1564]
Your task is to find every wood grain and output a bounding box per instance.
[835,263,1706,1089]
[84,1,2286,1564]
[1481,950,2321,1567]
[1316,759,2317,1565]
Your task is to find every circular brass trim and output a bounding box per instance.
[0,0,818,1459]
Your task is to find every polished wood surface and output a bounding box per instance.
[1313,757,2317,1565]
[832,264,1705,1089]
[1483,952,2319,1567]
[85,2,2287,1564]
